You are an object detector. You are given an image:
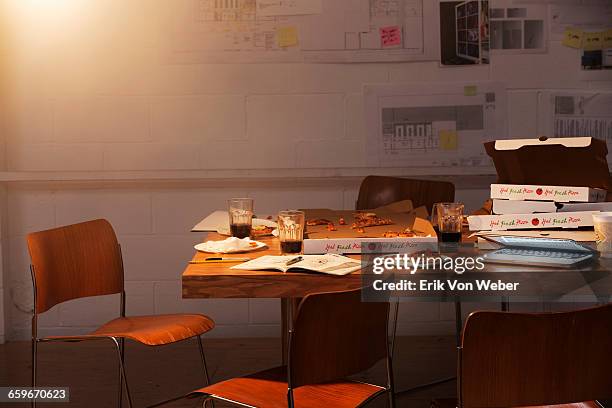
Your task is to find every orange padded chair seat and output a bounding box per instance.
[48,314,214,346]
[431,398,600,408]
[194,366,386,408]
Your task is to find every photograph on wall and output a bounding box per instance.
[439,0,490,65]
[582,48,612,71]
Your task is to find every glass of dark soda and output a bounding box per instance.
[437,203,464,243]
[229,198,254,239]
[277,210,305,254]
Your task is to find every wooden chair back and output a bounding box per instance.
[27,219,124,314]
[460,304,612,407]
[356,176,455,212]
[288,289,389,388]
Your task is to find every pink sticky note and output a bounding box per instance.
[380,26,401,47]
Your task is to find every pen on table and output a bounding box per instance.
[190,257,251,264]
[285,256,303,266]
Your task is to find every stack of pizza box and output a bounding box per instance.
[467,184,611,231]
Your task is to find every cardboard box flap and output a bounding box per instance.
[484,136,610,190]
[494,137,594,151]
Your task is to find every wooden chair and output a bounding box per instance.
[432,304,612,408]
[356,176,455,213]
[190,289,395,408]
[27,219,215,408]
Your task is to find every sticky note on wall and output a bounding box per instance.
[603,29,612,49]
[583,31,603,51]
[277,26,298,47]
[380,26,402,47]
[439,130,458,150]
[562,28,583,49]
[464,85,477,96]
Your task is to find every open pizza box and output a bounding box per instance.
[484,136,611,194]
[302,203,438,254]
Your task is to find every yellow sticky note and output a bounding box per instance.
[602,29,612,49]
[439,130,458,150]
[562,28,583,49]
[583,31,603,51]
[464,85,477,96]
[277,26,298,48]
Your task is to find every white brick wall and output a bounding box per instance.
[1,0,611,341]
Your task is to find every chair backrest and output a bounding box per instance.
[355,176,455,212]
[288,289,389,388]
[460,304,612,407]
[27,219,124,314]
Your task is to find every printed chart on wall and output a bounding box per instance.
[162,0,438,63]
[364,82,507,170]
[539,92,612,166]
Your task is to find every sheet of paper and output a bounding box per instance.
[365,82,506,169]
[541,92,612,158]
[192,210,228,232]
[231,254,361,275]
[257,0,322,17]
[380,26,402,48]
[277,26,299,47]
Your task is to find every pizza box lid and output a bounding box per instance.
[484,136,610,191]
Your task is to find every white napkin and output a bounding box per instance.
[201,237,254,252]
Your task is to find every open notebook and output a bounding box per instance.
[231,254,362,276]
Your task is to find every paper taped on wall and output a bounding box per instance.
[163,0,437,63]
[540,92,612,167]
[364,82,507,170]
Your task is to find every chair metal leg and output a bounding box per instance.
[390,298,399,359]
[197,336,214,408]
[111,337,133,408]
[387,355,396,408]
[454,300,462,347]
[196,336,212,385]
[118,338,125,408]
[31,338,37,408]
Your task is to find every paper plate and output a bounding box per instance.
[194,240,267,254]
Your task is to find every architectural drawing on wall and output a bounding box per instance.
[364,82,507,170]
[539,92,612,164]
[163,0,438,63]
[440,0,490,65]
[489,0,546,54]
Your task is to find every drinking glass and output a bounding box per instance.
[593,212,612,258]
[277,210,305,254]
[437,203,464,243]
[228,198,254,239]
[431,203,442,235]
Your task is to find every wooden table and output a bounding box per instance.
[183,233,365,299]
